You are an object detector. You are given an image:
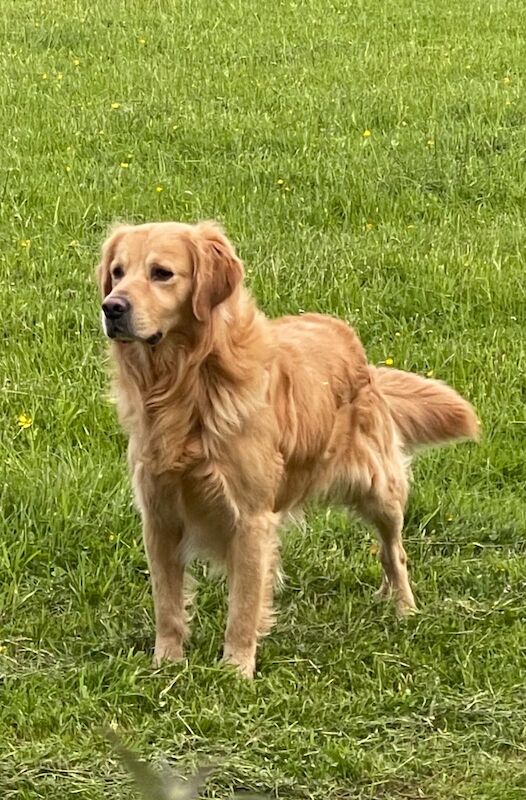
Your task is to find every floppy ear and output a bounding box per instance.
[190,222,244,322]
[96,225,128,298]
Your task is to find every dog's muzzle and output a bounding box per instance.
[101,296,162,345]
[102,295,133,340]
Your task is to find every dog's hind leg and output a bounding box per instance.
[369,501,416,616]
[351,469,416,616]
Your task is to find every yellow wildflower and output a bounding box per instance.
[111,102,121,109]
[155,185,164,193]
[65,165,71,172]
[120,162,129,169]
[502,76,511,85]
[20,239,31,248]
[18,413,33,429]
[276,178,284,185]
[42,73,48,80]
[138,37,146,45]
[426,139,434,148]
[362,129,372,138]
[384,357,394,367]
[73,58,80,66]
[426,369,434,378]
[56,73,63,81]
[364,222,374,232]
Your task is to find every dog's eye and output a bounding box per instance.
[151,266,174,282]
[112,265,124,281]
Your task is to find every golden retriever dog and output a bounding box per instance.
[97,220,478,678]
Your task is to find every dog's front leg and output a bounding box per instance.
[223,513,277,678]
[143,515,187,665]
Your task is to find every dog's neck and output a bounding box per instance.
[111,289,272,473]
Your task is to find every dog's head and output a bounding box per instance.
[97,221,244,345]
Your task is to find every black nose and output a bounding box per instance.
[102,296,130,320]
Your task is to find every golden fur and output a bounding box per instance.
[97,220,479,677]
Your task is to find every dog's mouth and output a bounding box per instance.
[102,310,163,347]
[106,328,163,347]
[145,331,162,346]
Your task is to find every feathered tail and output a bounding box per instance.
[373,367,479,450]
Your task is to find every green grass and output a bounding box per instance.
[1,0,526,797]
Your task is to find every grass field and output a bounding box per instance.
[1,0,526,797]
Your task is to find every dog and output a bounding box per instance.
[97,220,479,677]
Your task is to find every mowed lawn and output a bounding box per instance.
[1,0,526,797]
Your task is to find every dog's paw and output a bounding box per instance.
[222,649,256,679]
[153,637,184,666]
[395,600,418,619]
